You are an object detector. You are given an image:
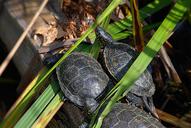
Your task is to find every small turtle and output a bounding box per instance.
[102,103,165,128]
[56,52,109,112]
[95,27,157,117]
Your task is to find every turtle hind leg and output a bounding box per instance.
[126,92,144,107]
[61,95,67,101]
[142,96,159,119]
[85,98,99,113]
[43,53,64,67]
[79,122,88,128]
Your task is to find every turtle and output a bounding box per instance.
[102,103,165,128]
[56,52,110,112]
[95,27,157,117]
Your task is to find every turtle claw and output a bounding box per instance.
[79,122,88,128]
[142,96,159,119]
[85,98,98,113]
[62,96,67,101]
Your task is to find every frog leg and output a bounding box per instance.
[142,96,159,118]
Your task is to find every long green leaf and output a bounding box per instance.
[29,0,123,97]
[108,0,172,35]
[15,81,60,128]
[0,68,48,128]
[31,91,63,128]
[112,22,160,40]
[93,0,190,127]
[0,1,122,127]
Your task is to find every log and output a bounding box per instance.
[0,0,57,90]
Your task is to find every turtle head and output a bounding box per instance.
[95,27,113,46]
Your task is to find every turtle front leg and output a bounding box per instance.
[85,98,99,113]
[61,95,67,101]
[43,53,64,67]
[79,122,88,128]
[142,96,159,118]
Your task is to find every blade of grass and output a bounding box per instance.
[30,0,122,95]
[0,0,175,127]
[0,67,48,128]
[100,1,187,105]
[90,39,102,59]
[100,13,111,29]
[112,22,161,40]
[74,43,92,53]
[83,0,168,45]
[107,0,172,35]
[14,81,60,128]
[0,0,122,127]
[31,91,63,128]
[92,0,190,127]
[112,31,132,40]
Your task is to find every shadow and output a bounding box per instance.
[0,0,7,15]
[0,38,20,119]
[143,45,157,58]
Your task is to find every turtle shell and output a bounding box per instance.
[56,52,109,110]
[103,42,155,97]
[102,103,165,128]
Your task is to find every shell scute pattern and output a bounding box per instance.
[96,27,155,97]
[65,66,79,82]
[104,43,136,80]
[104,42,155,97]
[131,70,155,97]
[56,52,109,109]
[102,103,165,128]
[70,79,83,94]
[80,76,102,97]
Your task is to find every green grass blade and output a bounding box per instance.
[0,67,48,128]
[112,22,160,40]
[100,23,161,44]
[15,81,60,128]
[74,43,91,52]
[31,0,122,93]
[112,31,132,40]
[31,91,63,128]
[108,0,172,35]
[0,0,122,127]
[93,0,190,127]
[90,39,102,59]
[100,13,111,29]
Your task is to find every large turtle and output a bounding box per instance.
[102,103,165,128]
[56,52,109,112]
[95,27,157,117]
